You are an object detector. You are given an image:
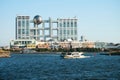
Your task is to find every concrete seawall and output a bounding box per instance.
[0,50,10,58]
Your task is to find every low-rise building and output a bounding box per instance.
[94,42,108,49]
[81,41,95,48]
[105,43,120,49]
[59,41,82,49]
[37,42,50,49]
[26,44,36,49]
[10,39,36,49]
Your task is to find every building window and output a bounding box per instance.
[67,30,69,34]
[74,30,77,35]
[67,22,69,27]
[22,29,25,34]
[71,30,73,35]
[18,21,21,27]
[60,30,62,34]
[34,30,36,35]
[22,41,24,44]
[74,22,77,27]
[60,23,62,27]
[63,22,66,27]
[26,20,29,27]
[22,20,25,27]
[64,30,66,34]
[26,30,29,35]
[71,22,73,27]
[18,29,21,34]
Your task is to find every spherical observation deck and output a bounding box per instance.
[33,15,42,25]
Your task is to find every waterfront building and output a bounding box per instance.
[94,42,108,49]
[81,41,95,48]
[59,41,82,49]
[36,42,49,49]
[105,43,120,49]
[16,15,78,41]
[12,15,78,49]
[10,39,36,48]
[26,44,36,49]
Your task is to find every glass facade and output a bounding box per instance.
[16,16,30,39]
[18,21,21,27]
[58,18,78,41]
[16,16,77,41]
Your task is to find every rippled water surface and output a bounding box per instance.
[0,53,120,80]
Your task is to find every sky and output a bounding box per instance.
[0,0,120,46]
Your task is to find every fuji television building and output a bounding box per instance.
[10,15,78,48]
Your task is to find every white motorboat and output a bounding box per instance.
[61,52,90,59]
[61,42,90,59]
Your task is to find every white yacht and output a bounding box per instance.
[61,42,90,59]
[61,52,90,59]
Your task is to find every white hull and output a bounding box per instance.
[62,52,90,59]
[64,55,90,58]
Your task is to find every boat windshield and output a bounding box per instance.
[67,52,72,55]
[72,52,79,55]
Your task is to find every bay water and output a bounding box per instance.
[0,53,120,80]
